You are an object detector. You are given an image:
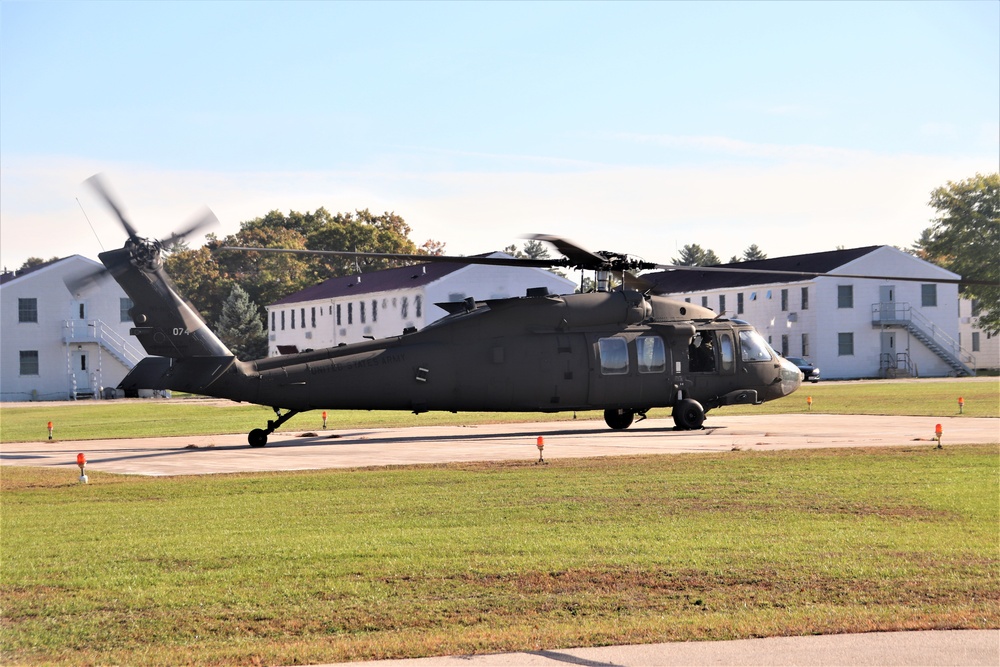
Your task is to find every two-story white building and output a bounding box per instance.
[1,256,144,401]
[646,245,988,379]
[265,253,576,355]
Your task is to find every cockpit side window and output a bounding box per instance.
[719,332,734,372]
[689,331,716,372]
[738,329,773,362]
[598,337,629,375]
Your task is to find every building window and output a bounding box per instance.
[301,308,305,326]
[701,296,709,308]
[336,304,342,326]
[401,296,409,318]
[290,309,295,329]
[598,337,629,375]
[801,287,809,310]
[972,332,980,352]
[360,301,366,324]
[18,298,38,323]
[271,311,275,332]
[802,333,810,357]
[781,334,789,357]
[280,311,285,330]
[120,298,133,322]
[348,302,353,325]
[311,307,316,328]
[837,285,853,308]
[921,284,937,307]
[719,295,726,314]
[415,295,422,318]
[971,299,981,317]
[19,350,39,376]
[838,332,854,356]
[781,289,788,311]
[737,293,744,314]
[372,300,378,322]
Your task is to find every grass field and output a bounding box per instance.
[2,445,997,666]
[1,378,997,444]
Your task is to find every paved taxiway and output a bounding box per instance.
[2,414,997,475]
[3,414,997,666]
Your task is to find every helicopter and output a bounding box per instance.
[76,176,980,447]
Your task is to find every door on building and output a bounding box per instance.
[72,350,91,393]
[880,331,896,369]
[878,285,897,321]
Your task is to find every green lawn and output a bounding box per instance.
[1,445,998,666]
[1,378,997,444]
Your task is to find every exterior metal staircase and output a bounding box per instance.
[63,319,144,368]
[872,303,976,377]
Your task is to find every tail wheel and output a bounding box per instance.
[672,398,705,430]
[248,428,268,448]
[604,408,635,430]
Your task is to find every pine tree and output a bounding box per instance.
[215,284,268,360]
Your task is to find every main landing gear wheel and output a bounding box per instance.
[604,408,635,430]
[672,398,705,430]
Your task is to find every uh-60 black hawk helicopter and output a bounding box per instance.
[77,175,977,448]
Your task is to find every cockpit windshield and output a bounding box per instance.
[738,329,773,362]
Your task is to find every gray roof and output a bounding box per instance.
[270,256,490,306]
[644,246,882,293]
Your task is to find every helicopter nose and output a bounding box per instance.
[777,356,803,396]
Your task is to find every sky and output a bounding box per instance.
[1,1,997,272]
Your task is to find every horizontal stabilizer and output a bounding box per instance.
[119,356,237,393]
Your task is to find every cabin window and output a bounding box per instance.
[837,285,853,308]
[738,330,772,362]
[921,284,937,307]
[598,337,629,375]
[120,298,133,322]
[719,333,734,373]
[19,350,39,376]
[636,336,666,373]
[838,332,854,356]
[18,298,37,323]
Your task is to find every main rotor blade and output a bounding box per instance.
[650,262,995,286]
[84,173,140,242]
[161,207,220,248]
[528,234,610,269]
[219,246,569,269]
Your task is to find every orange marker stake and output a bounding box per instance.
[934,423,943,449]
[806,396,813,411]
[76,452,88,484]
[536,436,545,464]
[47,421,53,440]
[958,397,964,415]
[322,411,328,429]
